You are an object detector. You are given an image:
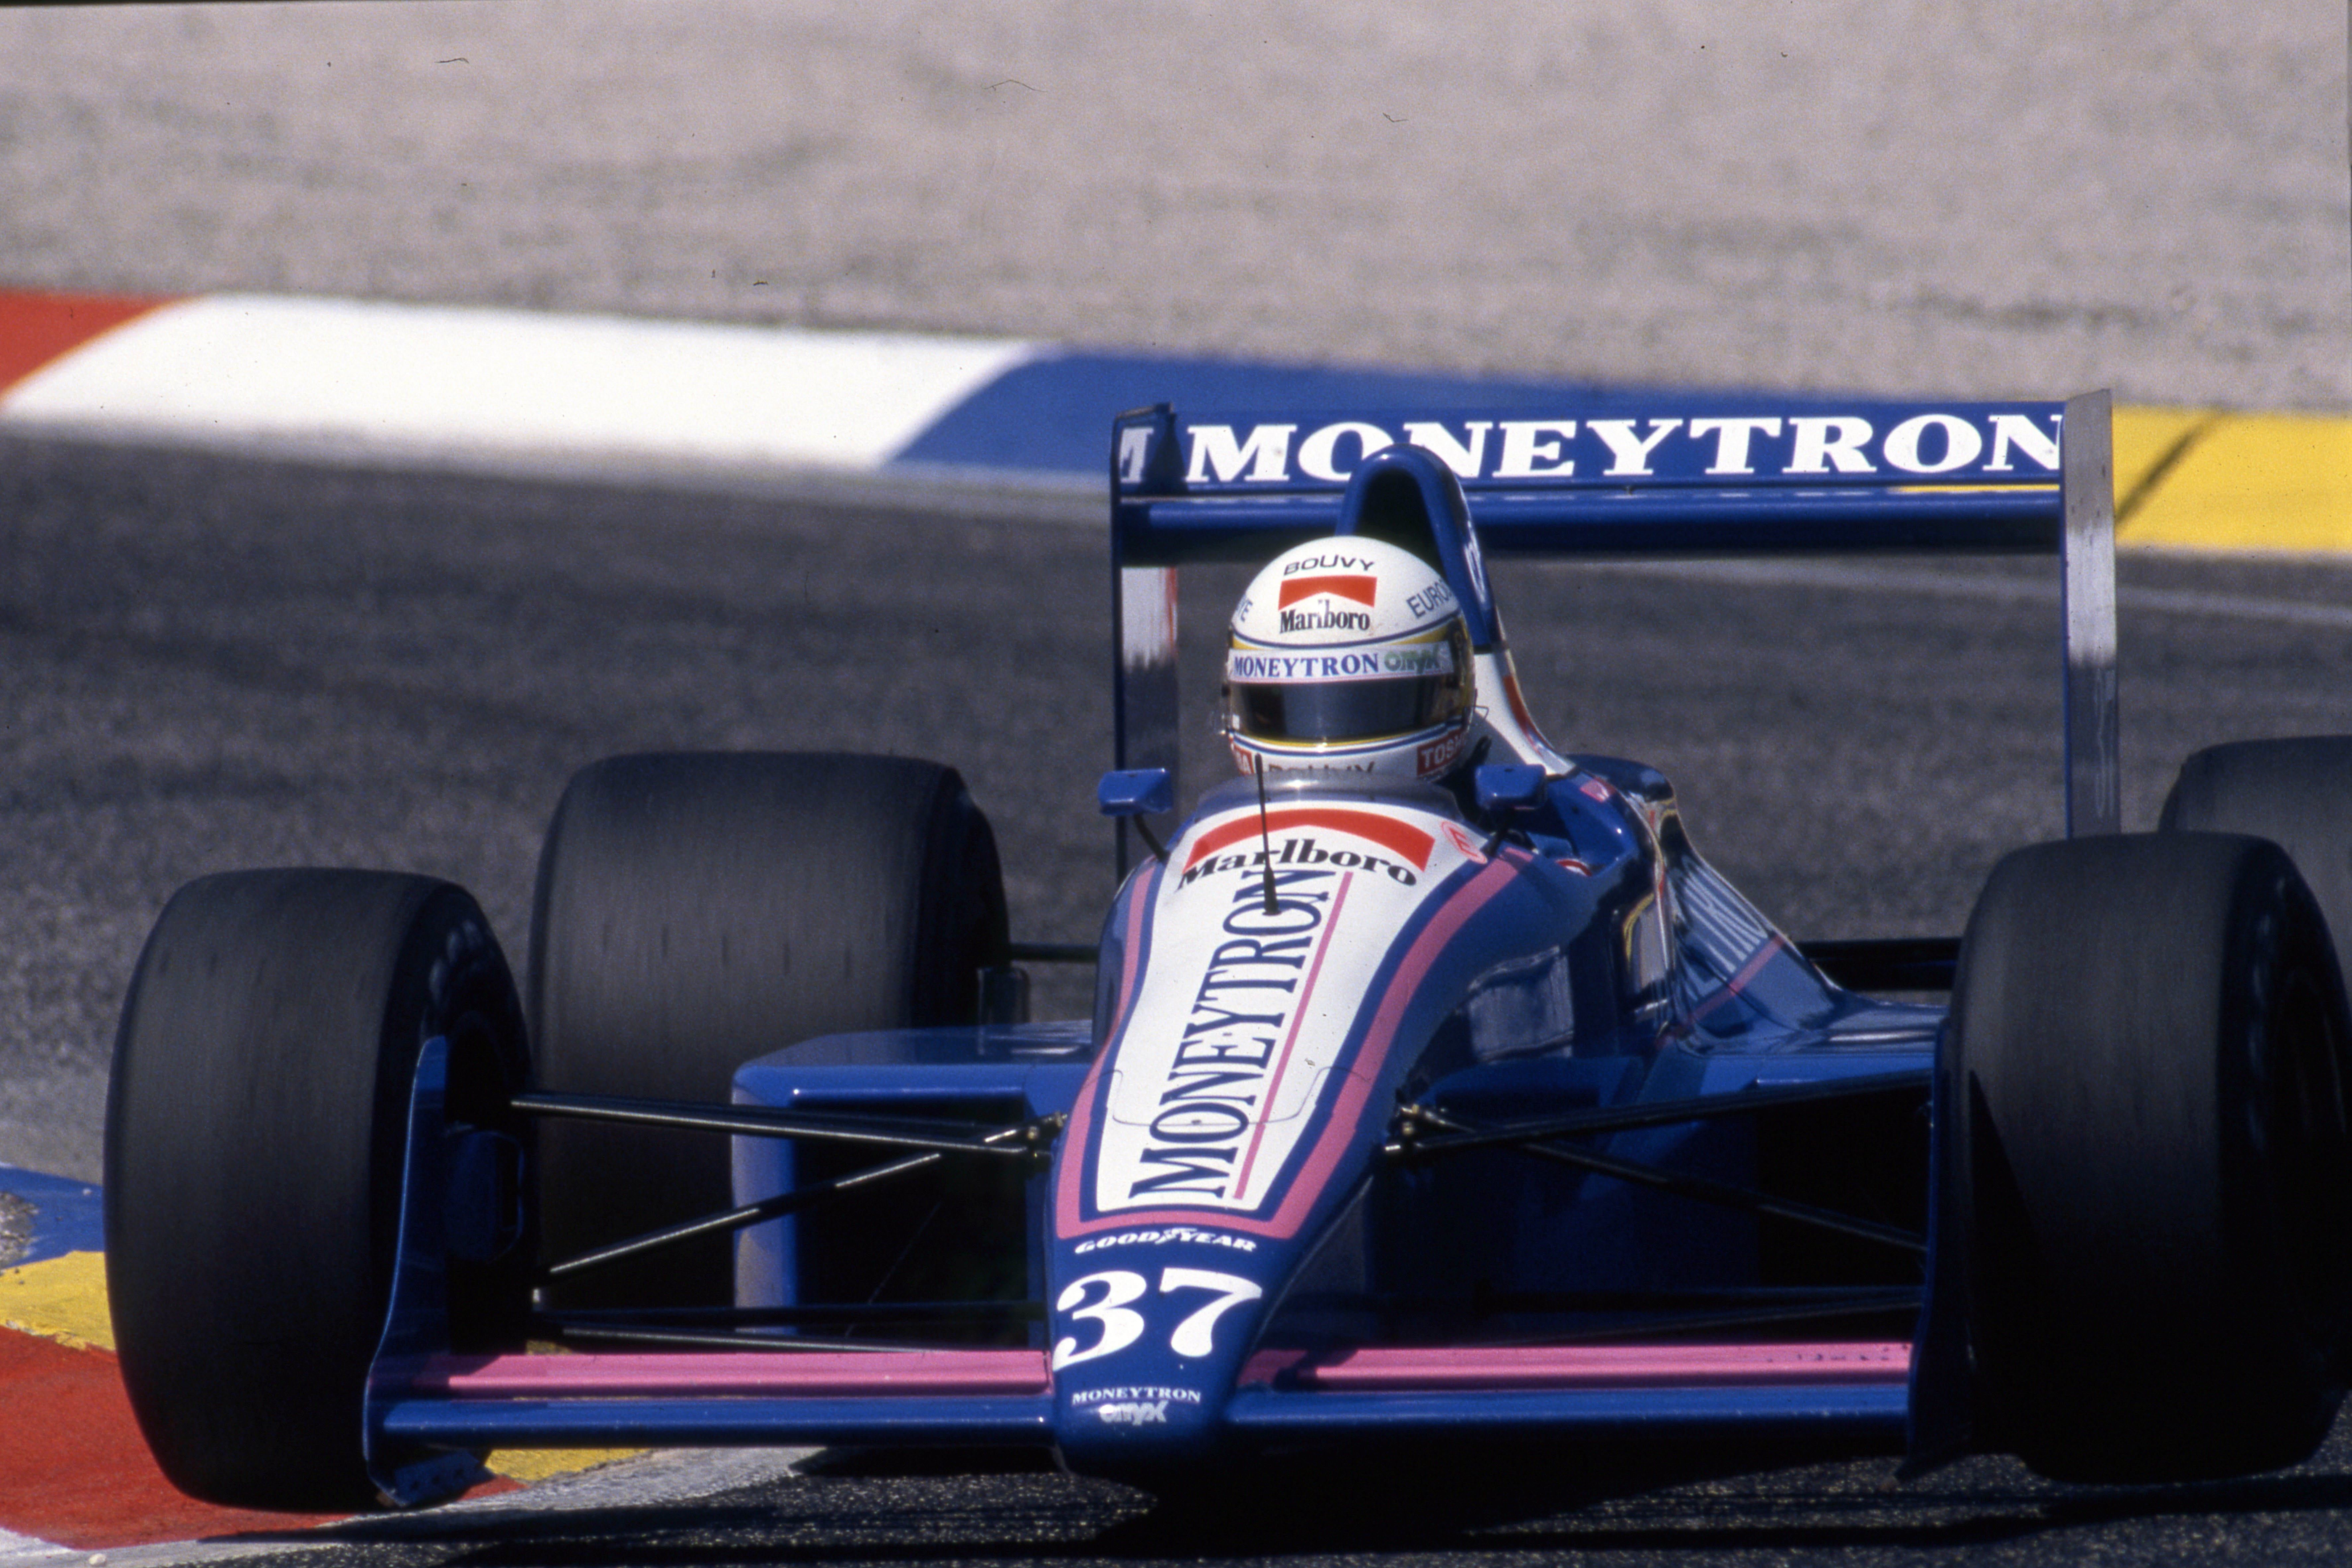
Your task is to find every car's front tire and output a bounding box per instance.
[1949,832,2352,1481]
[106,870,527,1510]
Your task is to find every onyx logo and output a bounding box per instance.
[1094,1401,1169,1426]
[1382,644,1449,675]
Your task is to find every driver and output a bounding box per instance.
[1222,536,1486,782]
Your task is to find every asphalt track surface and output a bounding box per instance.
[11,434,2352,1562]
[147,1436,2352,1568]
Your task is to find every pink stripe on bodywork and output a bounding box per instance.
[405,1349,1050,1399]
[1056,853,1524,1240]
[1227,870,1354,1198]
[1053,868,1158,1234]
[1687,934,1792,1027]
[1241,1341,1911,1391]
[405,1340,1902,1404]
[1252,853,1524,1238]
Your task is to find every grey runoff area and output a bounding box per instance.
[0,0,2344,412]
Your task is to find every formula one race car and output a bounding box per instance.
[105,393,2352,1512]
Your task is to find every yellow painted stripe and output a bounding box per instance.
[485,1447,643,1482]
[2112,405,2212,514]
[0,1250,113,1351]
[2116,405,2352,553]
[488,1346,644,1478]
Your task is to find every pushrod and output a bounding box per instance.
[541,1146,953,1280]
[1386,1070,1929,1161]
[550,1325,941,1354]
[537,1300,1044,1328]
[1401,1103,1926,1257]
[540,1113,1049,1282]
[510,1091,1052,1159]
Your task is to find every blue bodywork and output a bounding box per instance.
[715,764,1938,1481]
[365,394,2115,1491]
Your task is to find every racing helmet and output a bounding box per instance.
[1223,536,1476,779]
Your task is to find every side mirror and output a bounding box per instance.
[1098,768,1174,818]
[1473,763,1549,855]
[1474,763,1548,815]
[1099,768,1174,863]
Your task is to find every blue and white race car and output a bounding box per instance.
[104,393,2352,1511]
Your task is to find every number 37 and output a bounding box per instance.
[1051,1267,1265,1369]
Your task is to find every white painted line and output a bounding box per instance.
[0,295,1037,476]
[425,1445,817,1517]
[31,1538,285,1568]
[0,1525,71,1564]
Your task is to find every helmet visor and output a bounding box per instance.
[1229,671,1462,743]
[1225,627,1468,745]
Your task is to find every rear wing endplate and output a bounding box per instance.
[1107,393,2115,865]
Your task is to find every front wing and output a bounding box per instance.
[363,1039,1929,1489]
[372,1340,1909,1454]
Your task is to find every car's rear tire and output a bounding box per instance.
[2162,736,2352,984]
[106,871,528,1510]
[1948,833,2352,1481]
[527,752,1007,1309]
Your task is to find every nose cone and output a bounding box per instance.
[1046,1253,1273,1477]
[1044,778,1532,1478]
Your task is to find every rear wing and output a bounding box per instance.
[1108,393,2115,864]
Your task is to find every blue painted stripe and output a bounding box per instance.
[0,1164,103,1265]
[376,1382,1903,1452]
[887,349,1852,479]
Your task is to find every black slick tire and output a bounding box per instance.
[527,752,1006,1310]
[1948,832,2352,1481]
[105,871,528,1510]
